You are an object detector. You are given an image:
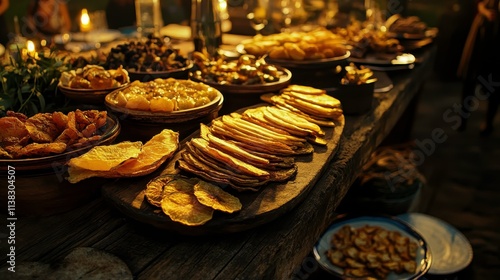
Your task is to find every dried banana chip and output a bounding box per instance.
[194,180,242,213]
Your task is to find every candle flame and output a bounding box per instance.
[81,9,90,25]
[27,40,35,53]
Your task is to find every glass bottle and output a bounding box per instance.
[191,0,223,58]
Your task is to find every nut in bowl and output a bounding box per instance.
[58,65,130,104]
[189,52,292,94]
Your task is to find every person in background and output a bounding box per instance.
[457,0,500,136]
[0,0,9,45]
[106,0,136,30]
[26,0,72,37]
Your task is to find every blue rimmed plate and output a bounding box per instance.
[313,214,432,279]
[397,213,473,275]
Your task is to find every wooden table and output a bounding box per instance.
[0,45,436,279]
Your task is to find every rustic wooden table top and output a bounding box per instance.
[0,43,436,279]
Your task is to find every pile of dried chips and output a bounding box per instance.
[145,175,242,226]
[66,129,179,183]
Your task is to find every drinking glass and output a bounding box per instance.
[135,0,162,37]
[245,0,269,35]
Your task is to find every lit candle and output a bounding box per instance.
[80,9,92,32]
[26,40,38,59]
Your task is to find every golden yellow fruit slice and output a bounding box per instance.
[114,129,179,176]
[194,181,242,213]
[145,175,177,208]
[161,178,214,226]
[68,141,142,171]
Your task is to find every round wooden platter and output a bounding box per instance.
[101,113,345,235]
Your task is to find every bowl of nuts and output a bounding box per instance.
[313,214,432,279]
[190,52,292,95]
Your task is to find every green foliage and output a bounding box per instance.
[0,51,70,117]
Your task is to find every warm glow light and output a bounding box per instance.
[25,40,39,59]
[80,9,91,32]
[26,40,35,53]
[81,9,90,25]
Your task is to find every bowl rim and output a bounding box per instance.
[189,66,292,93]
[58,82,129,94]
[127,60,194,75]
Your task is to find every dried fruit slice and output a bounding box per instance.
[282,84,326,95]
[194,180,242,213]
[66,167,98,184]
[68,141,143,171]
[145,175,177,207]
[15,142,67,158]
[284,91,341,109]
[114,129,179,176]
[161,178,214,226]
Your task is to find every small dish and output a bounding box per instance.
[313,214,432,279]
[190,66,292,95]
[397,213,473,275]
[58,83,128,104]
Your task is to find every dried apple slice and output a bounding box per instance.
[194,180,242,213]
[161,178,214,226]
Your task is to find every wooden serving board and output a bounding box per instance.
[101,114,345,235]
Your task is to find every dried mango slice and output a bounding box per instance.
[68,141,142,171]
[161,178,214,226]
[66,166,106,184]
[194,181,242,213]
[114,129,179,176]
